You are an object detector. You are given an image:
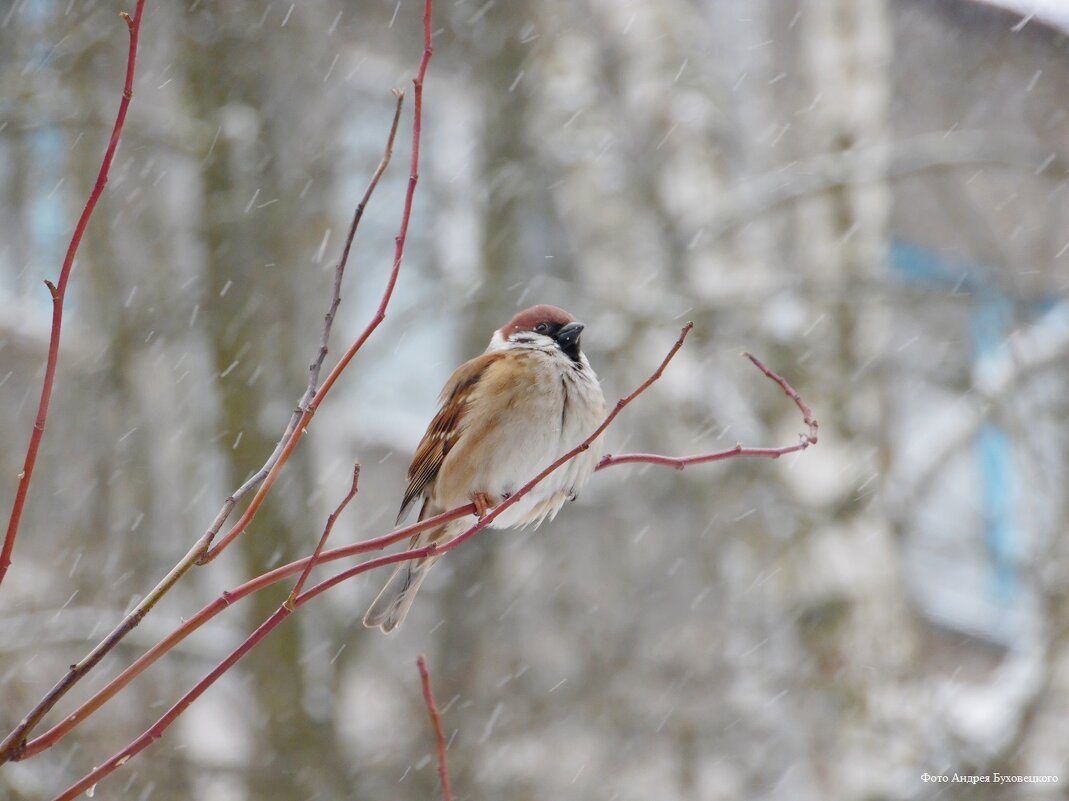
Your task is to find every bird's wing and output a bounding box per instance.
[396,351,505,524]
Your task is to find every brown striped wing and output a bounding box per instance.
[396,351,504,524]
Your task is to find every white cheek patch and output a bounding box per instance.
[487,330,508,352]
[487,329,559,354]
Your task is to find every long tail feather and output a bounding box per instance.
[363,555,436,633]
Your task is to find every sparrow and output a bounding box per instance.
[363,304,607,632]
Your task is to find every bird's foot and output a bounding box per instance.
[471,491,493,518]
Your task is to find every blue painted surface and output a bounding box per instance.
[890,240,974,289]
[970,291,1017,601]
[890,240,1019,603]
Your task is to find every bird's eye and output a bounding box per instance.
[534,323,549,334]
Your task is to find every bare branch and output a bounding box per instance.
[51,309,687,797]
[225,89,406,511]
[284,465,360,610]
[49,453,366,801]
[597,351,817,469]
[0,0,146,591]
[0,29,410,770]
[200,0,435,562]
[298,323,698,606]
[417,655,454,801]
[303,92,405,409]
[14,337,821,761]
[12,503,476,762]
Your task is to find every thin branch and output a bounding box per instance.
[0,46,409,769]
[743,350,818,444]
[200,0,434,562]
[13,340,820,761]
[285,465,360,609]
[299,323,698,609]
[224,88,405,507]
[48,311,686,799]
[49,457,364,801]
[417,655,454,801]
[302,91,406,409]
[199,86,406,559]
[11,503,474,762]
[597,351,817,467]
[0,0,146,591]
[49,610,281,801]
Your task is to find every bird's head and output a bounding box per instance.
[490,304,586,362]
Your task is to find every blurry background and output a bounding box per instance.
[2,0,1068,799]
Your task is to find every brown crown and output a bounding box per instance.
[500,304,577,338]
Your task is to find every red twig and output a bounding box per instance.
[597,351,818,470]
[301,323,698,604]
[0,1,146,591]
[285,464,360,608]
[201,0,434,562]
[10,336,818,764]
[743,351,818,445]
[48,318,688,798]
[15,337,821,762]
[302,93,405,411]
[417,655,454,801]
[209,90,405,550]
[50,457,363,801]
[14,502,476,762]
[48,608,273,801]
[0,24,410,767]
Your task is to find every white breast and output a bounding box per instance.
[485,348,606,530]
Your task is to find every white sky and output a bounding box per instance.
[978,0,1069,32]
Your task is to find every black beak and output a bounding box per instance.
[554,322,584,360]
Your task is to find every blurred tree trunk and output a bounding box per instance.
[793,1,915,796]
[57,13,198,798]
[431,2,547,797]
[799,0,893,435]
[458,4,539,349]
[184,9,350,799]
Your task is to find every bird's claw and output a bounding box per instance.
[471,491,493,518]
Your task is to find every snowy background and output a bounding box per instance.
[2,0,1069,799]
